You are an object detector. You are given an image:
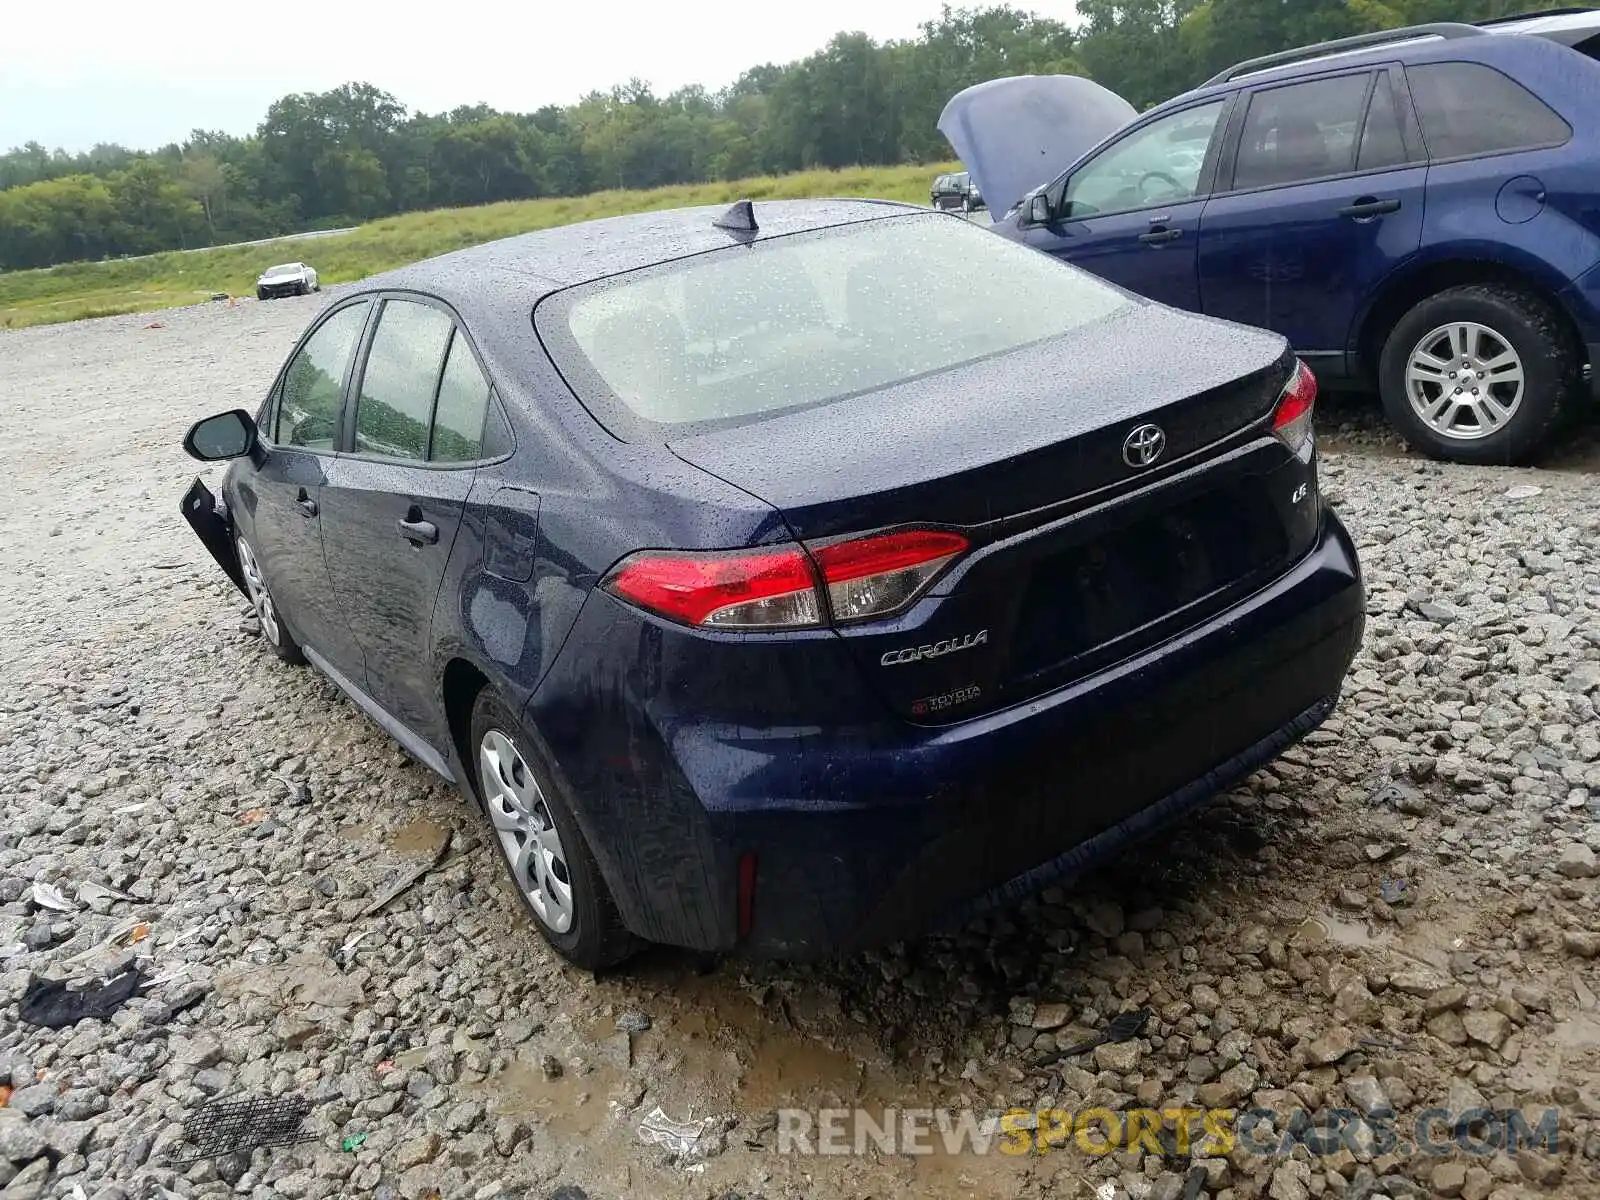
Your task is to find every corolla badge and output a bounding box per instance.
[1122,423,1166,468]
[880,629,989,667]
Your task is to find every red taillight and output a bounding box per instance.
[603,545,821,629]
[1272,359,1317,452]
[602,527,969,630]
[812,528,969,623]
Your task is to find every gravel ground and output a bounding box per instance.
[1,293,1598,1200]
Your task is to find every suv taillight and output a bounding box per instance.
[602,528,969,630]
[1272,359,1317,453]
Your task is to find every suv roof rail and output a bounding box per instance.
[1200,22,1486,88]
[1474,6,1599,25]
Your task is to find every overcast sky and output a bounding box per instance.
[3,0,1077,153]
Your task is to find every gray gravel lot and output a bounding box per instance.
[1,293,1598,1200]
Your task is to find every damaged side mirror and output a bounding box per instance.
[183,409,257,461]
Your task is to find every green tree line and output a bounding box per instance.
[0,0,1527,271]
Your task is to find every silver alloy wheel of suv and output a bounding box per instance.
[1404,320,1526,441]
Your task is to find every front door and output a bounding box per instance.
[1198,68,1427,369]
[318,296,497,742]
[1019,97,1232,311]
[238,298,373,676]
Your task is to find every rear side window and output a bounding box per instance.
[276,301,370,450]
[1406,62,1571,159]
[1233,73,1371,190]
[430,331,493,462]
[354,300,455,461]
[1357,74,1411,172]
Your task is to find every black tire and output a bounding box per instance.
[235,532,306,665]
[256,288,268,301]
[467,690,636,972]
[1377,283,1579,465]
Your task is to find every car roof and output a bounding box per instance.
[1191,8,1600,91]
[356,198,920,327]
[1157,14,1589,108]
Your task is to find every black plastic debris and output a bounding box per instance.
[1032,1006,1152,1068]
[166,1094,315,1164]
[19,965,148,1029]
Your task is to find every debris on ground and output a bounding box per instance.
[166,1094,314,1164]
[637,1106,725,1161]
[18,964,148,1028]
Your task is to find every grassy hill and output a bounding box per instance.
[0,163,957,330]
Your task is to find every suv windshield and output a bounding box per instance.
[537,213,1133,441]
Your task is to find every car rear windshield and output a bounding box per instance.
[535,213,1134,442]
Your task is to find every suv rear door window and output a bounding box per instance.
[1233,73,1371,190]
[1356,73,1412,172]
[1405,62,1571,159]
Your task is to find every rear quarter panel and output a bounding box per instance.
[1357,39,1600,352]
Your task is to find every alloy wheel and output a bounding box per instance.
[1403,321,1525,442]
[236,536,282,647]
[479,729,574,934]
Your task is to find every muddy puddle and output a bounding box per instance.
[468,967,1048,1198]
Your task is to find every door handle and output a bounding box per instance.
[1338,197,1401,219]
[398,517,439,545]
[295,489,318,518]
[1139,227,1182,246]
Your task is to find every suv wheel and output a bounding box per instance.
[237,534,305,664]
[1378,284,1578,464]
[468,690,636,971]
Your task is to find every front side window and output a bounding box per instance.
[537,213,1134,441]
[1406,62,1572,159]
[276,301,370,450]
[353,300,454,461]
[1233,73,1371,190]
[1063,99,1228,217]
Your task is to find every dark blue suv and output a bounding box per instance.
[944,9,1600,464]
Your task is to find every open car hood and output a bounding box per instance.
[938,75,1137,217]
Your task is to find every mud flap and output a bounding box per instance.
[181,477,247,597]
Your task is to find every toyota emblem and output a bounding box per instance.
[1121,423,1166,469]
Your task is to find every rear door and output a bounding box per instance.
[238,298,373,676]
[1017,96,1232,310]
[1197,66,1426,372]
[318,295,497,739]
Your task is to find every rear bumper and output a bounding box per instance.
[532,509,1365,958]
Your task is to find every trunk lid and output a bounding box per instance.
[668,306,1308,723]
[938,75,1138,217]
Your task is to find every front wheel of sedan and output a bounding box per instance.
[469,690,636,971]
[236,534,305,665]
[1378,284,1579,465]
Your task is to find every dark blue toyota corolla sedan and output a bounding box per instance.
[180,198,1365,969]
